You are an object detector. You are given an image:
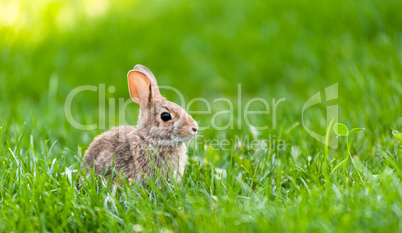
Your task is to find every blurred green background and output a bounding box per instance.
[1,0,401,158]
[1,0,402,231]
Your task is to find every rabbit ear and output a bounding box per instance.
[127,65,161,107]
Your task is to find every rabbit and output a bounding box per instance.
[82,64,198,184]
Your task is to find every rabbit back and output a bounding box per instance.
[83,125,136,181]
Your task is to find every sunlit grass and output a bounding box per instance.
[0,0,401,232]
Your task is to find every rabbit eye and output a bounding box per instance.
[161,112,172,121]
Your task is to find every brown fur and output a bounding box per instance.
[82,65,198,184]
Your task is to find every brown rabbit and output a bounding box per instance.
[82,65,198,184]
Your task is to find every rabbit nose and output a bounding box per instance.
[189,117,198,133]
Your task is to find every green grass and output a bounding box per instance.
[1,0,402,232]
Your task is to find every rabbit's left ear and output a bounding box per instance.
[127,65,161,107]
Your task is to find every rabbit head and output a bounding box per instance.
[127,65,198,144]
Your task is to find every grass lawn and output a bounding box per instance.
[0,0,402,232]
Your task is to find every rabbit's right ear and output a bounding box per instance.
[127,65,161,108]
